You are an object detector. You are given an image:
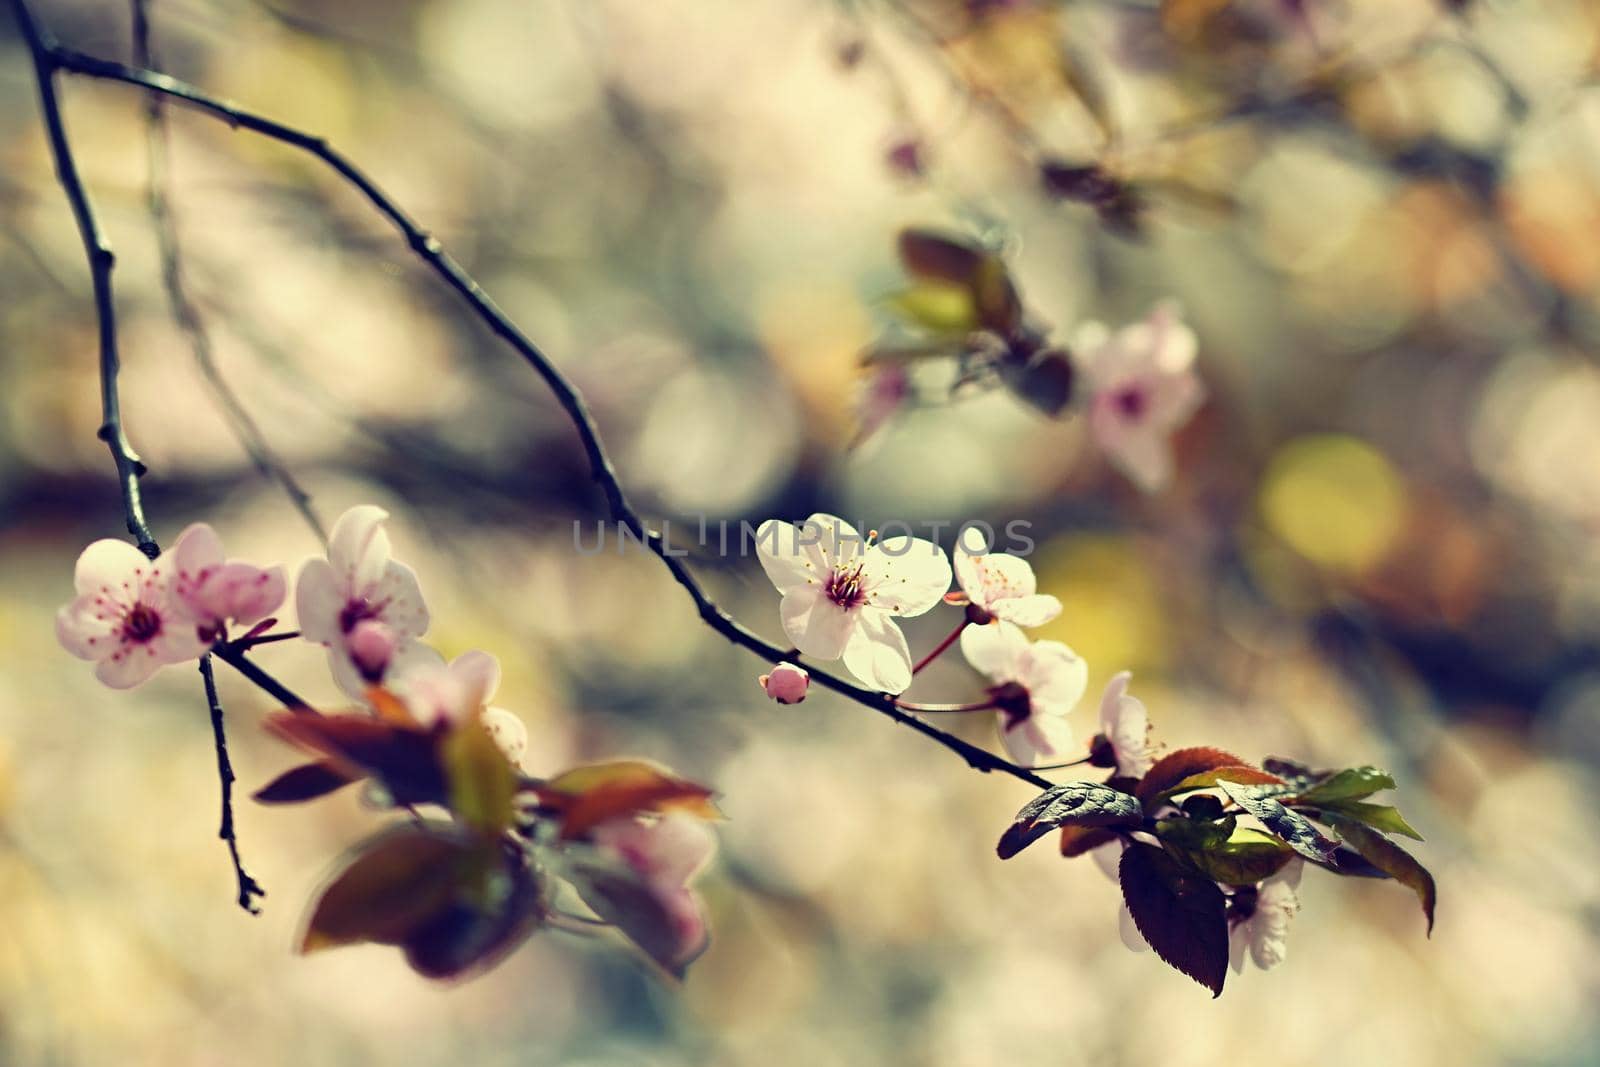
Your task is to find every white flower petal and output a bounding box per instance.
[370,560,430,641]
[94,642,165,689]
[449,649,501,709]
[1119,904,1150,954]
[73,539,150,599]
[1016,641,1088,716]
[841,610,913,694]
[1000,709,1073,766]
[328,505,392,596]
[780,587,855,661]
[992,593,1062,628]
[294,558,344,645]
[802,513,865,569]
[754,520,822,594]
[1090,839,1123,883]
[864,538,952,616]
[959,620,1028,681]
[481,707,528,767]
[1229,922,1249,974]
[55,596,117,660]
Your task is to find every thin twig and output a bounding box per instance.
[210,641,316,712]
[12,0,157,556]
[199,654,266,913]
[131,0,328,548]
[23,3,1052,793]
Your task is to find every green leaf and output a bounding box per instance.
[1171,828,1295,886]
[1295,766,1396,805]
[1309,800,1423,841]
[1119,843,1229,997]
[1324,814,1437,934]
[300,824,476,954]
[1219,781,1338,863]
[442,720,517,836]
[997,782,1143,859]
[1154,815,1236,852]
[883,283,978,335]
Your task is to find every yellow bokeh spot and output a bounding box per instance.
[1031,535,1167,682]
[1258,434,1407,573]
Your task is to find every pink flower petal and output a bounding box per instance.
[55,595,118,660]
[327,505,392,597]
[294,558,344,645]
[73,539,149,599]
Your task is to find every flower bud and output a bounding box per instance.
[347,619,397,683]
[759,662,810,705]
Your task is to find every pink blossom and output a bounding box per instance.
[960,620,1088,766]
[169,523,286,643]
[1098,671,1155,778]
[953,527,1061,627]
[1079,303,1204,492]
[759,662,810,704]
[392,650,501,730]
[591,813,716,968]
[755,514,951,694]
[56,539,205,689]
[295,506,430,696]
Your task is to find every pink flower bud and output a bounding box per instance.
[759,662,810,704]
[347,619,397,683]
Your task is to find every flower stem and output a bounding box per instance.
[895,699,995,714]
[1028,755,1095,771]
[911,619,969,675]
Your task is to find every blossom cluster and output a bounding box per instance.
[56,506,717,979]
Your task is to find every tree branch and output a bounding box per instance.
[23,3,1053,793]
[12,0,157,556]
[199,654,266,913]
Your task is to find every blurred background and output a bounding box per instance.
[2,0,1599,1063]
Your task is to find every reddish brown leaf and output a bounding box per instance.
[1135,748,1279,808]
[897,228,986,285]
[253,760,356,805]
[1060,825,1118,857]
[266,711,447,807]
[401,853,545,981]
[537,761,718,841]
[1119,842,1229,997]
[300,825,476,953]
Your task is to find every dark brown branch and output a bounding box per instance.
[33,28,1052,792]
[199,654,266,913]
[12,0,157,556]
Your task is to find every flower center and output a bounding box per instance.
[1113,385,1148,420]
[122,603,162,643]
[338,597,380,634]
[823,564,868,610]
[989,681,1032,730]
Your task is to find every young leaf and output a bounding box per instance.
[300,825,475,954]
[1154,815,1236,852]
[1059,825,1119,857]
[884,283,979,336]
[1323,814,1436,934]
[898,228,986,285]
[1294,766,1396,805]
[1135,748,1282,809]
[997,782,1143,859]
[442,720,517,836]
[1219,781,1338,863]
[1170,827,1294,886]
[253,760,357,804]
[999,349,1074,417]
[1119,843,1229,997]
[1307,800,1423,841]
[401,854,545,982]
[537,760,719,841]
[266,711,448,807]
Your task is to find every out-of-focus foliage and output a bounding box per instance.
[2,0,1599,1063]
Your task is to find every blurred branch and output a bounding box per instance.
[28,17,1053,792]
[131,0,329,548]
[12,0,157,557]
[199,654,266,914]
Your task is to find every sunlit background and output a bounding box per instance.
[3,0,1600,1064]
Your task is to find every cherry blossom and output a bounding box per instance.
[168,523,286,643]
[1077,303,1204,492]
[391,650,530,767]
[960,620,1088,766]
[56,539,205,688]
[1230,859,1303,973]
[755,513,951,694]
[952,527,1061,627]
[759,662,810,704]
[590,812,717,968]
[1097,671,1155,778]
[295,506,430,697]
